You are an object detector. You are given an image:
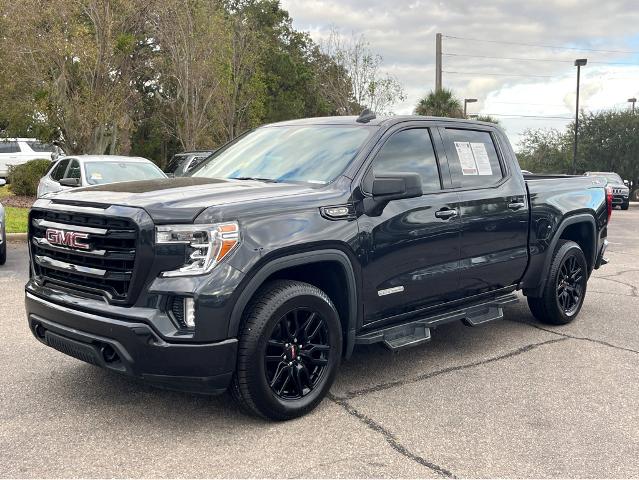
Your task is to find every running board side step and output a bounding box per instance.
[355,292,519,351]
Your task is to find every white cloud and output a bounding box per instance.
[281,0,639,148]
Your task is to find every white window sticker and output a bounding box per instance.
[470,142,493,176]
[454,141,477,175]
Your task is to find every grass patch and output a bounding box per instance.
[0,185,11,198]
[4,206,29,233]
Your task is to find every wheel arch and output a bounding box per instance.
[228,249,359,358]
[528,213,597,297]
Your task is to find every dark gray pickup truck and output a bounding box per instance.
[25,114,611,419]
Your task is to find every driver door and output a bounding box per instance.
[357,125,463,327]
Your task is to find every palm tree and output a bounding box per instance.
[414,88,463,118]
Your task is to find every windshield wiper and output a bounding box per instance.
[231,176,279,183]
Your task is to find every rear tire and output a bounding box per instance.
[0,224,6,265]
[231,280,342,420]
[527,240,588,325]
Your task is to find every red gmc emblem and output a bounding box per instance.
[45,228,90,250]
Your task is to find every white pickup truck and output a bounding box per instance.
[0,138,60,178]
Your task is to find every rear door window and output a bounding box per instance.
[26,141,55,152]
[0,141,19,153]
[443,129,504,189]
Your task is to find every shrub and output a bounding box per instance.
[7,159,52,196]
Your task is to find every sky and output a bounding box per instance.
[279,0,639,149]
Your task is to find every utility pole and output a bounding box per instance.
[628,97,637,114]
[436,33,442,92]
[573,59,587,175]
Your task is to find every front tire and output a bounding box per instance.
[527,240,588,325]
[231,280,342,420]
[621,201,629,210]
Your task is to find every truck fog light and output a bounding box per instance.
[184,298,196,328]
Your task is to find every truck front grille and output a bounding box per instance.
[30,209,138,302]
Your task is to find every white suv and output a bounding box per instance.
[0,138,61,178]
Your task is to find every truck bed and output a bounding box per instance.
[520,173,608,296]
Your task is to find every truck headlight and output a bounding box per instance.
[156,222,239,277]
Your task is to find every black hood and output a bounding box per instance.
[46,177,321,223]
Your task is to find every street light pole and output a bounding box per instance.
[464,98,477,118]
[628,97,637,114]
[436,33,442,92]
[573,59,587,175]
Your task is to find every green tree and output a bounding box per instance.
[414,88,463,118]
[1,0,152,154]
[578,110,639,187]
[519,109,639,185]
[517,128,571,174]
[475,115,500,125]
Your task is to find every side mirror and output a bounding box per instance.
[364,172,423,216]
[624,179,629,186]
[59,177,80,187]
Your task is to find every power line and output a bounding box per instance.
[488,101,568,107]
[443,52,638,66]
[443,70,555,78]
[442,35,639,55]
[472,113,574,119]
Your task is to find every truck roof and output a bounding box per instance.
[266,115,500,128]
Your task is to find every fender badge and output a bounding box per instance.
[378,286,404,297]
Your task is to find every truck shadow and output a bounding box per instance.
[42,303,548,426]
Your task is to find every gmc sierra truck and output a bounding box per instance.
[25,113,611,420]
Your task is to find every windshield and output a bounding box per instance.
[192,125,375,184]
[588,172,623,184]
[604,173,623,184]
[84,162,166,185]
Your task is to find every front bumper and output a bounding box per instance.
[612,194,629,205]
[26,292,237,394]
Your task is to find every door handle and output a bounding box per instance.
[507,201,526,210]
[435,208,458,220]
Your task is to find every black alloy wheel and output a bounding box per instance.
[265,307,330,400]
[556,254,585,316]
[527,240,588,325]
[231,280,342,420]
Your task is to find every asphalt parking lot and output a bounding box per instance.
[1,207,638,478]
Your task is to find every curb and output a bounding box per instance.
[6,233,27,242]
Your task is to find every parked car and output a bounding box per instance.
[25,114,610,420]
[585,171,629,210]
[0,138,61,178]
[0,178,5,265]
[164,150,215,177]
[37,155,167,198]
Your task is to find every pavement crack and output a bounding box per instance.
[598,268,639,278]
[328,393,457,478]
[513,321,639,355]
[593,276,638,296]
[336,337,567,401]
[588,289,637,297]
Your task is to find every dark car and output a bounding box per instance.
[25,114,610,420]
[585,171,629,210]
[164,150,214,177]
